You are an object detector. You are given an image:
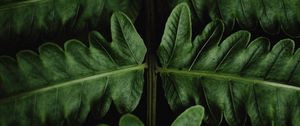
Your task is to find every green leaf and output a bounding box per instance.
[158,3,300,126]
[0,12,146,125]
[119,114,144,126]
[158,3,192,68]
[119,105,204,126]
[0,0,141,40]
[170,0,300,37]
[171,105,204,126]
[117,106,204,126]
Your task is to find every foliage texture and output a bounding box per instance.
[158,3,300,126]
[0,0,141,40]
[0,12,146,125]
[168,0,300,37]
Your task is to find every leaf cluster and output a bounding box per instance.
[1,1,300,126]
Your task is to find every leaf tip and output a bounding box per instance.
[38,42,63,54]
[16,50,38,59]
[172,2,191,19]
[175,2,190,11]
[276,38,295,53]
[213,19,225,31]
[111,11,132,26]
[64,39,86,52]
[119,113,144,126]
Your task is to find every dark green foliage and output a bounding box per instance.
[158,3,300,125]
[169,0,300,37]
[0,0,141,40]
[1,0,300,125]
[0,12,146,125]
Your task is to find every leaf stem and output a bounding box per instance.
[146,54,157,126]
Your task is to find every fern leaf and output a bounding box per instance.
[0,12,146,125]
[158,3,300,125]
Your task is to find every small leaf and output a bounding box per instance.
[119,114,144,126]
[158,3,192,68]
[171,105,204,126]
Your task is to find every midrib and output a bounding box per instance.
[159,67,300,91]
[0,64,146,104]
